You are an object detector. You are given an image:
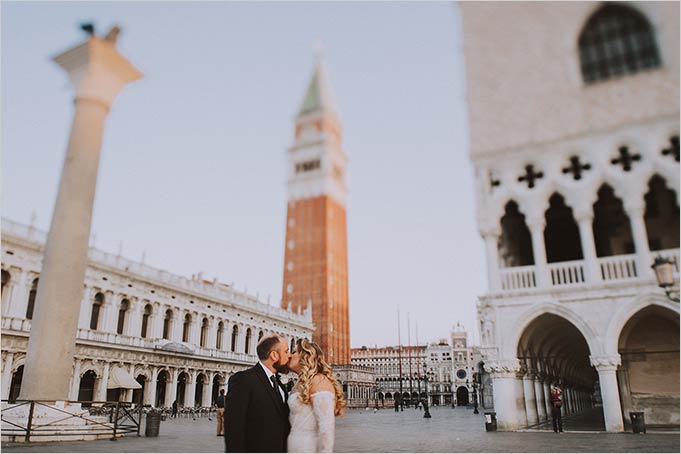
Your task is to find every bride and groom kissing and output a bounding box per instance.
[225,335,346,453]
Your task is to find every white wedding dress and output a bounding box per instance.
[287,391,336,453]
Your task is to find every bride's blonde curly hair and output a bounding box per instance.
[295,338,346,416]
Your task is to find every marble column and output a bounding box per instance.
[19,29,141,401]
[533,375,547,422]
[543,379,552,418]
[488,360,521,431]
[8,270,30,319]
[69,358,82,400]
[515,370,528,427]
[172,312,184,342]
[167,370,178,407]
[575,211,602,283]
[1,270,19,317]
[523,371,539,425]
[126,298,141,337]
[186,371,197,407]
[78,287,95,330]
[1,353,15,400]
[145,367,158,406]
[95,362,110,402]
[206,318,216,350]
[625,204,653,279]
[590,355,624,432]
[482,231,502,291]
[528,217,550,288]
[202,374,212,407]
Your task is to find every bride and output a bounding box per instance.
[286,338,346,453]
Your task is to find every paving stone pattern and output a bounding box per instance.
[2,407,678,453]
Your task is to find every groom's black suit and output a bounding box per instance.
[225,364,290,453]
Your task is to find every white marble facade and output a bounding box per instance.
[1,218,313,407]
[461,2,680,431]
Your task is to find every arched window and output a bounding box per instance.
[231,325,239,352]
[200,318,209,347]
[26,278,39,320]
[258,330,264,342]
[141,304,152,338]
[90,292,104,330]
[117,299,130,335]
[183,313,192,343]
[579,4,661,84]
[1,270,10,297]
[163,309,173,340]
[290,338,295,353]
[216,321,224,350]
[245,328,252,354]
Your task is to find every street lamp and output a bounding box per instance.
[472,373,479,414]
[651,256,680,302]
[423,364,432,419]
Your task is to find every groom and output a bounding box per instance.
[225,335,292,452]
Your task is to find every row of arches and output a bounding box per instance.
[499,175,678,268]
[497,302,680,430]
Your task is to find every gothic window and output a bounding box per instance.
[498,201,534,267]
[217,321,224,350]
[141,304,152,338]
[593,184,635,257]
[579,4,661,84]
[89,292,103,330]
[163,309,173,340]
[200,318,209,347]
[182,313,192,343]
[26,278,39,320]
[1,270,9,296]
[258,330,264,342]
[231,325,239,352]
[644,175,680,251]
[544,193,584,263]
[116,299,130,335]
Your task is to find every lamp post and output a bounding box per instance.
[472,373,479,414]
[651,256,680,302]
[423,364,432,419]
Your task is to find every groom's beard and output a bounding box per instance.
[274,361,290,375]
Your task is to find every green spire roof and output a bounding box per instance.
[297,60,337,117]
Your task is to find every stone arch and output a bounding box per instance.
[604,294,679,355]
[508,303,602,359]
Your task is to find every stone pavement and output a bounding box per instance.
[2,406,678,452]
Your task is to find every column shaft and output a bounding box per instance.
[523,375,539,425]
[1,353,15,400]
[529,223,549,288]
[534,378,547,421]
[483,234,502,291]
[628,208,653,279]
[69,359,82,400]
[577,217,602,282]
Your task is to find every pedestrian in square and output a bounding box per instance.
[216,389,226,436]
[550,385,563,433]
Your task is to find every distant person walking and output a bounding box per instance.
[550,385,563,433]
[172,400,178,418]
[216,389,226,436]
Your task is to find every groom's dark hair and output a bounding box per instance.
[257,335,282,360]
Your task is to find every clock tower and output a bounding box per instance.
[281,60,350,364]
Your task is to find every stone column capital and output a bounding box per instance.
[486,359,521,378]
[590,355,621,371]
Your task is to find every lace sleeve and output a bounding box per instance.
[311,391,336,453]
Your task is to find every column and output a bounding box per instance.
[488,359,521,431]
[7,270,29,319]
[125,298,141,337]
[206,318,216,350]
[95,362,110,401]
[1,269,18,317]
[18,30,142,398]
[523,370,539,425]
[563,386,571,415]
[145,367,158,406]
[528,216,550,288]
[590,355,624,432]
[203,372,213,407]
[69,358,82,400]
[166,369,178,407]
[543,379,552,418]
[575,210,602,283]
[515,370,528,427]
[1,353,14,400]
[186,370,197,407]
[124,364,135,402]
[172,311,183,342]
[151,303,163,339]
[190,314,200,346]
[533,375,547,422]
[78,287,95,330]
[626,204,653,279]
[101,291,117,333]
[482,231,502,291]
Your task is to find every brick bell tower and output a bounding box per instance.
[281,59,350,364]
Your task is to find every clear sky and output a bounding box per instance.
[1,1,486,348]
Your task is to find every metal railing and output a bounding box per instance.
[1,400,143,443]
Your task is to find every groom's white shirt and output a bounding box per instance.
[259,361,285,401]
